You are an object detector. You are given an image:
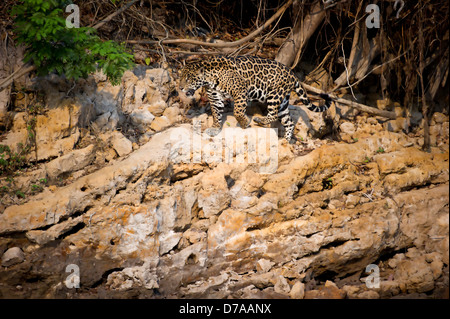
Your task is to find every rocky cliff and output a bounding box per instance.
[0,65,448,299]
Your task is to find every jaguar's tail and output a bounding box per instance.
[294,82,332,112]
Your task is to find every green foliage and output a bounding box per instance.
[323,177,333,190]
[11,0,134,85]
[0,144,27,175]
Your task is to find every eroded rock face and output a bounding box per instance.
[0,123,448,299]
[0,67,448,299]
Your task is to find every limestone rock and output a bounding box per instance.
[147,101,167,116]
[289,104,328,139]
[146,68,171,87]
[26,216,84,245]
[106,258,159,290]
[274,275,290,294]
[289,281,305,299]
[111,132,133,157]
[163,105,182,125]
[256,259,275,273]
[0,111,447,299]
[1,247,25,267]
[197,168,231,218]
[384,117,408,133]
[304,281,346,299]
[431,112,448,125]
[340,122,357,142]
[45,144,95,179]
[150,115,171,131]
[129,108,155,130]
[340,122,356,135]
[2,102,82,161]
[159,231,182,255]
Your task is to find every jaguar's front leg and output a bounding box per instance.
[205,89,224,137]
[233,96,250,129]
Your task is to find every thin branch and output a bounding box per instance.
[334,49,409,93]
[91,0,139,30]
[341,42,357,100]
[126,0,294,48]
[300,82,397,119]
[418,1,430,152]
[0,64,36,93]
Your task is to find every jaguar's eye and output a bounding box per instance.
[185,89,195,96]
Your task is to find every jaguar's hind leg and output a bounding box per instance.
[277,94,295,142]
[278,98,295,142]
[253,95,283,126]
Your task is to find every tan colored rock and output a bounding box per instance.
[26,215,84,245]
[431,112,448,125]
[356,290,380,299]
[111,132,133,157]
[130,108,155,127]
[163,106,182,125]
[2,102,82,161]
[159,231,182,255]
[290,104,329,139]
[0,127,176,234]
[146,100,167,117]
[45,144,95,179]
[289,281,305,299]
[150,115,171,131]
[0,113,447,299]
[106,258,159,290]
[256,259,275,273]
[182,228,207,245]
[304,281,346,299]
[394,253,436,293]
[340,122,356,136]
[1,247,25,267]
[197,168,231,218]
[274,275,290,294]
[384,117,408,133]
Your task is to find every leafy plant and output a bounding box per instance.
[11,0,134,85]
[363,156,372,163]
[0,144,28,175]
[323,177,333,190]
[16,190,26,199]
[31,184,43,192]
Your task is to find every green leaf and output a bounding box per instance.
[11,0,134,85]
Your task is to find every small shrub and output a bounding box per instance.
[0,144,27,175]
[11,0,134,85]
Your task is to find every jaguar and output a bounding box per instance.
[179,55,332,142]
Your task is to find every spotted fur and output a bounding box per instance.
[179,55,332,142]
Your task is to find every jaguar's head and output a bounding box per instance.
[179,62,207,97]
